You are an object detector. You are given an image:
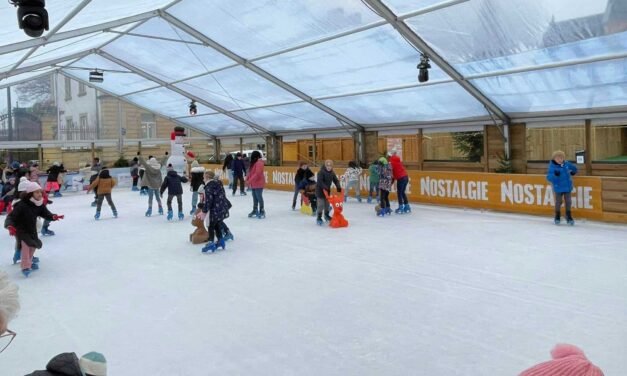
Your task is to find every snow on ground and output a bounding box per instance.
[1,187,626,375]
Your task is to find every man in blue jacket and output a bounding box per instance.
[231,152,246,196]
[547,150,577,225]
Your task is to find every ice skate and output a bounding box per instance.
[202,241,217,253]
[91,201,97,207]
[316,216,324,226]
[31,263,39,271]
[217,238,226,250]
[112,209,118,218]
[257,210,266,219]
[22,269,31,278]
[158,206,164,215]
[395,205,405,214]
[248,210,258,218]
[223,231,234,241]
[178,212,184,220]
[145,207,152,217]
[12,250,21,264]
[94,211,100,220]
[41,227,55,236]
[167,210,174,221]
[53,192,62,198]
[403,204,411,213]
[567,218,575,226]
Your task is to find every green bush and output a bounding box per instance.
[113,155,129,168]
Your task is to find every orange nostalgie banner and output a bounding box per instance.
[201,164,604,220]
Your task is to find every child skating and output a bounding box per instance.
[367,159,380,204]
[160,164,188,221]
[87,168,118,220]
[377,157,393,217]
[315,160,342,226]
[138,154,164,217]
[343,161,362,203]
[4,181,64,277]
[198,170,231,253]
[189,160,205,215]
[547,150,578,225]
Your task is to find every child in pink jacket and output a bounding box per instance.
[246,151,266,219]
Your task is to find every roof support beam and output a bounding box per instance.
[97,50,273,135]
[0,49,95,82]
[160,11,365,132]
[0,10,159,55]
[59,69,216,139]
[8,0,93,75]
[362,0,510,124]
[105,30,206,46]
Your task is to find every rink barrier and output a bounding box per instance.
[203,164,627,223]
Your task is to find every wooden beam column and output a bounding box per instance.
[585,119,592,175]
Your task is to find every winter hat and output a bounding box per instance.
[167,163,174,171]
[25,182,42,193]
[186,151,196,159]
[79,352,107,376]
[191,160,199,168]
[519,344,604,376]
[10,161,20,169]
[53,161,60,167]
[18,177,29,192]
[378,157,388,165]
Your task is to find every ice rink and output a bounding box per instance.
[2,187,626,375]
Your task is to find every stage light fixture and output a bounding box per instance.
[89,70,104,83]
[417,53,431,83]
[189,100,197,116]
[11,0,49,38]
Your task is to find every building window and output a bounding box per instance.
[79,113,88,128]
[140,113,156,139]
[78,82,86,96]
[65,117,73,141]
[526,124,585,161]
[591,123,627,162]
[64,77,72,100]
[423,130,484,162]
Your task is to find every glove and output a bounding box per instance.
[196,212,207,221]
[52,214,64,221]
[337,188,342,193]
[7,226,16,236]
[554,171,561,176]
[570,170,576,175]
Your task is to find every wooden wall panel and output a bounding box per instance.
[602,178,627,214]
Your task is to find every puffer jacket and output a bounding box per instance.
[160,170,188,196]
[5,198,56,249]
[315,168,341,198]
[88,170,116,195]
[378,163,393,191]
[247,160,265,189]
[46,165,66,182]
[203,179,230,223]
[138,157,163,189]
[389,155,407,180]
[190,166,206,192]
[344,167,362,182]
[25,352,83,376]
[369,163,379,184]
[547,160,578,193]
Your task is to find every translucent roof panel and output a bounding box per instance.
[321,83,487,125]
[177,114,255,136]
[63,55,159,95]
[102,18,234,82]
[0,50,28,74]
[471,58,627,113]
[124,87,217,118]
[58,0,171,33]
[175,66,300,111]
[0,69,56,89]
[0,0,77,46]
[257,25,449,98]
[382,0,454,15]
[20,32,119,71]
[234,102,340,131]
[404,0,626,76]
[168,0,382,58]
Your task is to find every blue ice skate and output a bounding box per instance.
[202,241,217,253]
[395,205,405,214]
[257,210,266,219]
[145,207,152,217]
[132,186,139,191]
[403,204,411,214]
[324,214,332,222]
[22,269,31,278]
[377,208,385,217]
[567,218,575,226]
[94,211,101,220]
[217,238,226,250]
[158,206,164,215]
[91,201,97,207]
[357,197,362,203]
[248,210,258,218]
[190,209,196,215]
[223,231,234,241]
[53,192,62,198]
[316,217,324,226]
[32,256,39,264]
[113,209,118,218]
[367,197,372,204]
[178,212,184,220]
[385,207,392,215]
[240,191,247,196]
[31,263,39,270]
[12,250,21,264]
[41,228,55,236]
[167,210,174,221]
[554,218,560,225]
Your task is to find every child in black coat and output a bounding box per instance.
[5,182,64,277]
[160,164,189,221]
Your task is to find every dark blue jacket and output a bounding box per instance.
[160,170,188,196]
[203,179,230,223]
[232,159,246,177]
[547,160,577,193]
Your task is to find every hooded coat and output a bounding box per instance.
[247,160,265,189]
[88,169,117,195]
[315,168,341,199]
[25,352,84,376]
[203,179,230,223]
[138,157,163,189]
[160,170,188,196]
[5,197,56,249]
[547,160,578,193]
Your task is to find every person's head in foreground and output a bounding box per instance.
[26,351,107,376]
[519,344,604,376]
[324,159,333,171]
[0,270,20,353]
[552,150,566,165]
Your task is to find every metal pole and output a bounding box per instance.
[117,100,123,154]
[7,87,13,141]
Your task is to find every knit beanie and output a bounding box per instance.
[25,182,42,193]
[519,344,604,376]
[167,163,174,171]
[79,352,107,376]
[18,177,29,192]
[378,157,388,165]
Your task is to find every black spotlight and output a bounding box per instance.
[12,0,49,38]
[189,100,197,116]
[417,53,431,83]
[89,70,104,83]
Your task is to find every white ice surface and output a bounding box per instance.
[1,188,626,375]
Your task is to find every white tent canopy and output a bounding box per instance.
[1,0,625,137]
